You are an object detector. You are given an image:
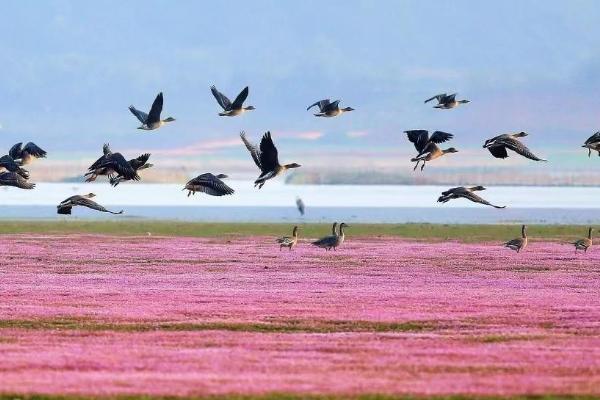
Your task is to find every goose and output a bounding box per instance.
[240,131,301,189]
[9,142,47,165]
[276,226,299,251]
[84,144,140,183]
[483,132,546,161]
[0,155,29,179]
[109,153,153,187]
[312,222,342,251]
[405,130,457,171]
[129,92,175,130]
[582,132,600,157]
[333,222,349,249]
[424,93,469,109]
[307,99,354,117]
[0,171,35,189]
[505,225,528,253]
[184,173,234,197]
[57,193,123,215]
[437,186,506,209]
[572,227,593,253]
[210,85,255,117]
[296,197,305,216]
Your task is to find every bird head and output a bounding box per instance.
[244,106,256,111]
[516,131,528,137]
[342,107,355,112]
[445,147,459,153]
[216,174,228,179]
[340,222,349,228]
[285,163,301,169]
[86,193,96,198]
[164,117,176,122]
[459,100,470,104]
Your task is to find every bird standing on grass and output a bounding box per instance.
[572,227,593,253]
[240,131,301,189]
[276,226,299,251]
[505,225,528,253]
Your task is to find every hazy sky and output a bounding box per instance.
[1,0,599,162]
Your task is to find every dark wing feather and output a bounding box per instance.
[405,130,429,153]
[101,153,139,180]
[501,138,546,161]
[488,145,509,159]
[240,131,262,169]
[210,86,232,110]
[462,192,505,209]
[424,93,446,104]
[0,171,35,189]
[129,106,148,123]
[307,99,330,111]
[129,153,151,170]
[8,143,23,159]
[0,155,19,171]
[231,86,249,109]
[75,197,122,214]
[187,173,234,196]
[146,92,163,124]
[259,131,280,172]
[429,131,454,144]
[57,204,73,214]
[23,142,47,158]
[584,132,600,145]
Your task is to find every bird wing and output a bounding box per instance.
[210,86,232,110]
[8,142,23,159]
[231,86,249,109]
[23,142,47,158]
[146,92,163,124]
[188,173,235,196]
[462,192,505,208]
[296,198,305,215]
[240,131,262,169]
[57,204,73,214]
[0,155,19,171]
[488,145,509,159]
[0,171,35,189]
[277,236,294,245]
[424,93,446,104]
[307,99,330,111]
[75,197,122,214]
[501,138,546,161]
[446,93,457,102]
[312,235,336,247]
[129,106,148,123]
[429,131,454,144]
[441,186,462,196]
[259,131,280,172]
[405,130,430,153]
[505,238,523,247]
[129,153,151,170]
[102,153,139,180]
[103,143,112,155]
[584,132,600,145]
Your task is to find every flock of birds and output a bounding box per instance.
[1,87,598,253]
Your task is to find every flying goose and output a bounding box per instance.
[240,131,301,189]
[483,132,546,161]
[57,193,123,215]
[405,130,457,171]
[582,132,600,157]
[276,226,299,251]
[572,227,593,253]
[424,93,469,109]
[0,155,29,179]
[184,173,234,197]
[437,186,506,209]
[0,171,35,189]
[505,225,528,253]
[307,99,354,117]
[109,153,153,187]
[129,92,175,130]
[9,142,47,165]
[85,144,140,183]
[210,85,255,117]
[296,197,305,216]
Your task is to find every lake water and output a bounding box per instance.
[0,182,598,224]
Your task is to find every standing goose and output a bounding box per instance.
[129,92,175,130]
[572,227,593,253]
[0,171,35,189]
[57,193,123,215]
[85,144,140,183]
[582,132,600,157]
[109,153,153,187]
[307,99,354,117]
[210,86,255,117]
[405,130,457,171]
[311,222,340,251]
[276,226,299,251]
[505,225,528,253]
[0,155,29,179]
[184,173,234,197]
[240,131,301,189]
[483,132,546,161]
[333,222,349,250]
[424,93,469,109]
[9,142,47,165]
[296,197,305,216]
[437,186,506,209]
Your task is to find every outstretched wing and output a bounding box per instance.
[146,92,163,124]
[445,93,457,102]
[405,130,429,153]
[501,138,546,161]
[129,106,148,123]
[0,155,19,171]
[23,142,47,158]
[424,93,446,104]
[0,171,35,189]
[584,132,600,145]
[187,173,235,196]
[307,99,330,111]
[8,142,23,159]
[101,153,139,180]
[231,86,249,109]
[488,145,509,159]
[462,192,505,209]
[210,86,232,110]
[429,131,454,144]
[240,131,262,169]
[259,131,280,172]
[76,197,122,214]
[129,153,151,170]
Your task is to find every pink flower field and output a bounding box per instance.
[0,234,599,398]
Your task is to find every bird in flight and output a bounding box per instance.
[129,92,175,130]
[57,193,123,215]
[424,93,469,109]
[240,131,301,189]
[210,85,255,117]
[184,173,235,197]
[307,99,354,117]
[405,130,457,171]
[483,132,546,161]
[0,171,35,189]
[85,144,143,184]
[437,186,506,209]
[9,142,47,166]
[582,132,600,157]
